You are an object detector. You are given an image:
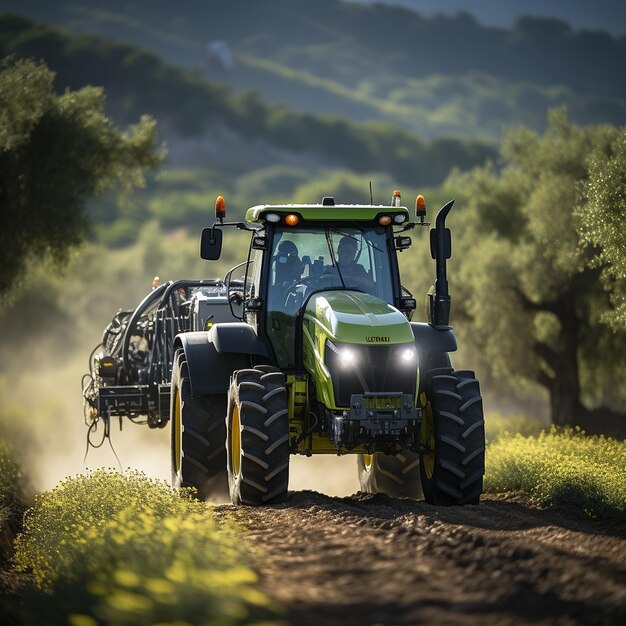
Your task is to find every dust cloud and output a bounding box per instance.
[0,339,171,493]
[0,334,359,498]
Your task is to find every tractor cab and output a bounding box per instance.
[264,220,401,368]
[202,197,418,371]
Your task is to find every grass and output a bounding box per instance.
[0,439,21,548]
[0,439,19,533]
[485,426,626,520]
[13,470,284,626]
[485,411,545,443]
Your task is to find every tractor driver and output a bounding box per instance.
[274,239,304,287]
[329,235,374,292]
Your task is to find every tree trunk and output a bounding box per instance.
[537,292,626,434]
[531,289,584,426]
[522,281,626,435]
[547,359,583,427]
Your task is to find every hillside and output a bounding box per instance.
[0,14,494,186]
[9,0,626,139]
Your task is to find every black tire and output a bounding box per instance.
[357,451,423,499]
[226,367,290,505]
[419,368,485,505]
[170,350,228,500]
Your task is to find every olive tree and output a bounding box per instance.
[448,109,626,427]
[579,128,626,329]
[0,58,164,295]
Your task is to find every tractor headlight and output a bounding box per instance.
[338,347,357,366]
[326,341,359,368]
[401,347,416,363]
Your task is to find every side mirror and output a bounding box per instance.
[200,228,223,260]
[229,291,243,305]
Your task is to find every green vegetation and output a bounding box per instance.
[447,109,626,426]
[238,55,626,140]
[0,14,495,186]
[14,470,283,625]
[485,412,545,443]
[12,1,626,139]
[485,428,626,520]
[580,128,626,329]
[0,57,163,296]
[0,440,19,530]
[0,219,247,362]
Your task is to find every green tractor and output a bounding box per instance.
[84,192,485,506]
[178,193,484,505]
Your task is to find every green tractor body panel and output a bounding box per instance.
[245,204,411,224]
[301,290,418,410]
[303,290,414,344]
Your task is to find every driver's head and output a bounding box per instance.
[337,236,358,265]
[277,239,298,261]
[276,239,302,283]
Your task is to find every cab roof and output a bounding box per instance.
[245,203,412,224]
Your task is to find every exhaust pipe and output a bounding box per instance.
[429,200,454,328]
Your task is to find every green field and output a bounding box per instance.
[11,468,284,625]
[485,427,626,520]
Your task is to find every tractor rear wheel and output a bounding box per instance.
[419,368,485,505]
[226,367,290,505]
[170,350,228,500]
[357,451,423,499]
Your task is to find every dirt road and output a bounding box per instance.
[216,491,626,626]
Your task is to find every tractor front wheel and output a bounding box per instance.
[226,367,290,505]
[419,368,485,505]
[357,451,423,499]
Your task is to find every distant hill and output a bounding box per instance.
[7,0,626,139]
[0,14,494,186]
[354,0,626,37]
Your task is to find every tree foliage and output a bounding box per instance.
[449,109,626,427]
[0,58,163,295]
[580,128,626,329]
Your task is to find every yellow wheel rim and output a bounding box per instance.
[362,454,374,472]
[174,387,182,473]
[420,393,435,480]
[231,403,241,476]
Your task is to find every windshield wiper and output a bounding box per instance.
[324,226,346,289]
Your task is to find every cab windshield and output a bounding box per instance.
[266,224,394,367]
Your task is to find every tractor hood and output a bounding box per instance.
[301,290,418,410]
[303,291,413,344]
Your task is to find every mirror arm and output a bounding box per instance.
[210,221,257,232]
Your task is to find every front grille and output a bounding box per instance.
[325,341,418,407]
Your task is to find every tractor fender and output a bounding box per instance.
[208,322,268,356]
[410,322,457,372]
[174,324,267,396]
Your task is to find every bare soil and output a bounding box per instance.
[215,491,626,626]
